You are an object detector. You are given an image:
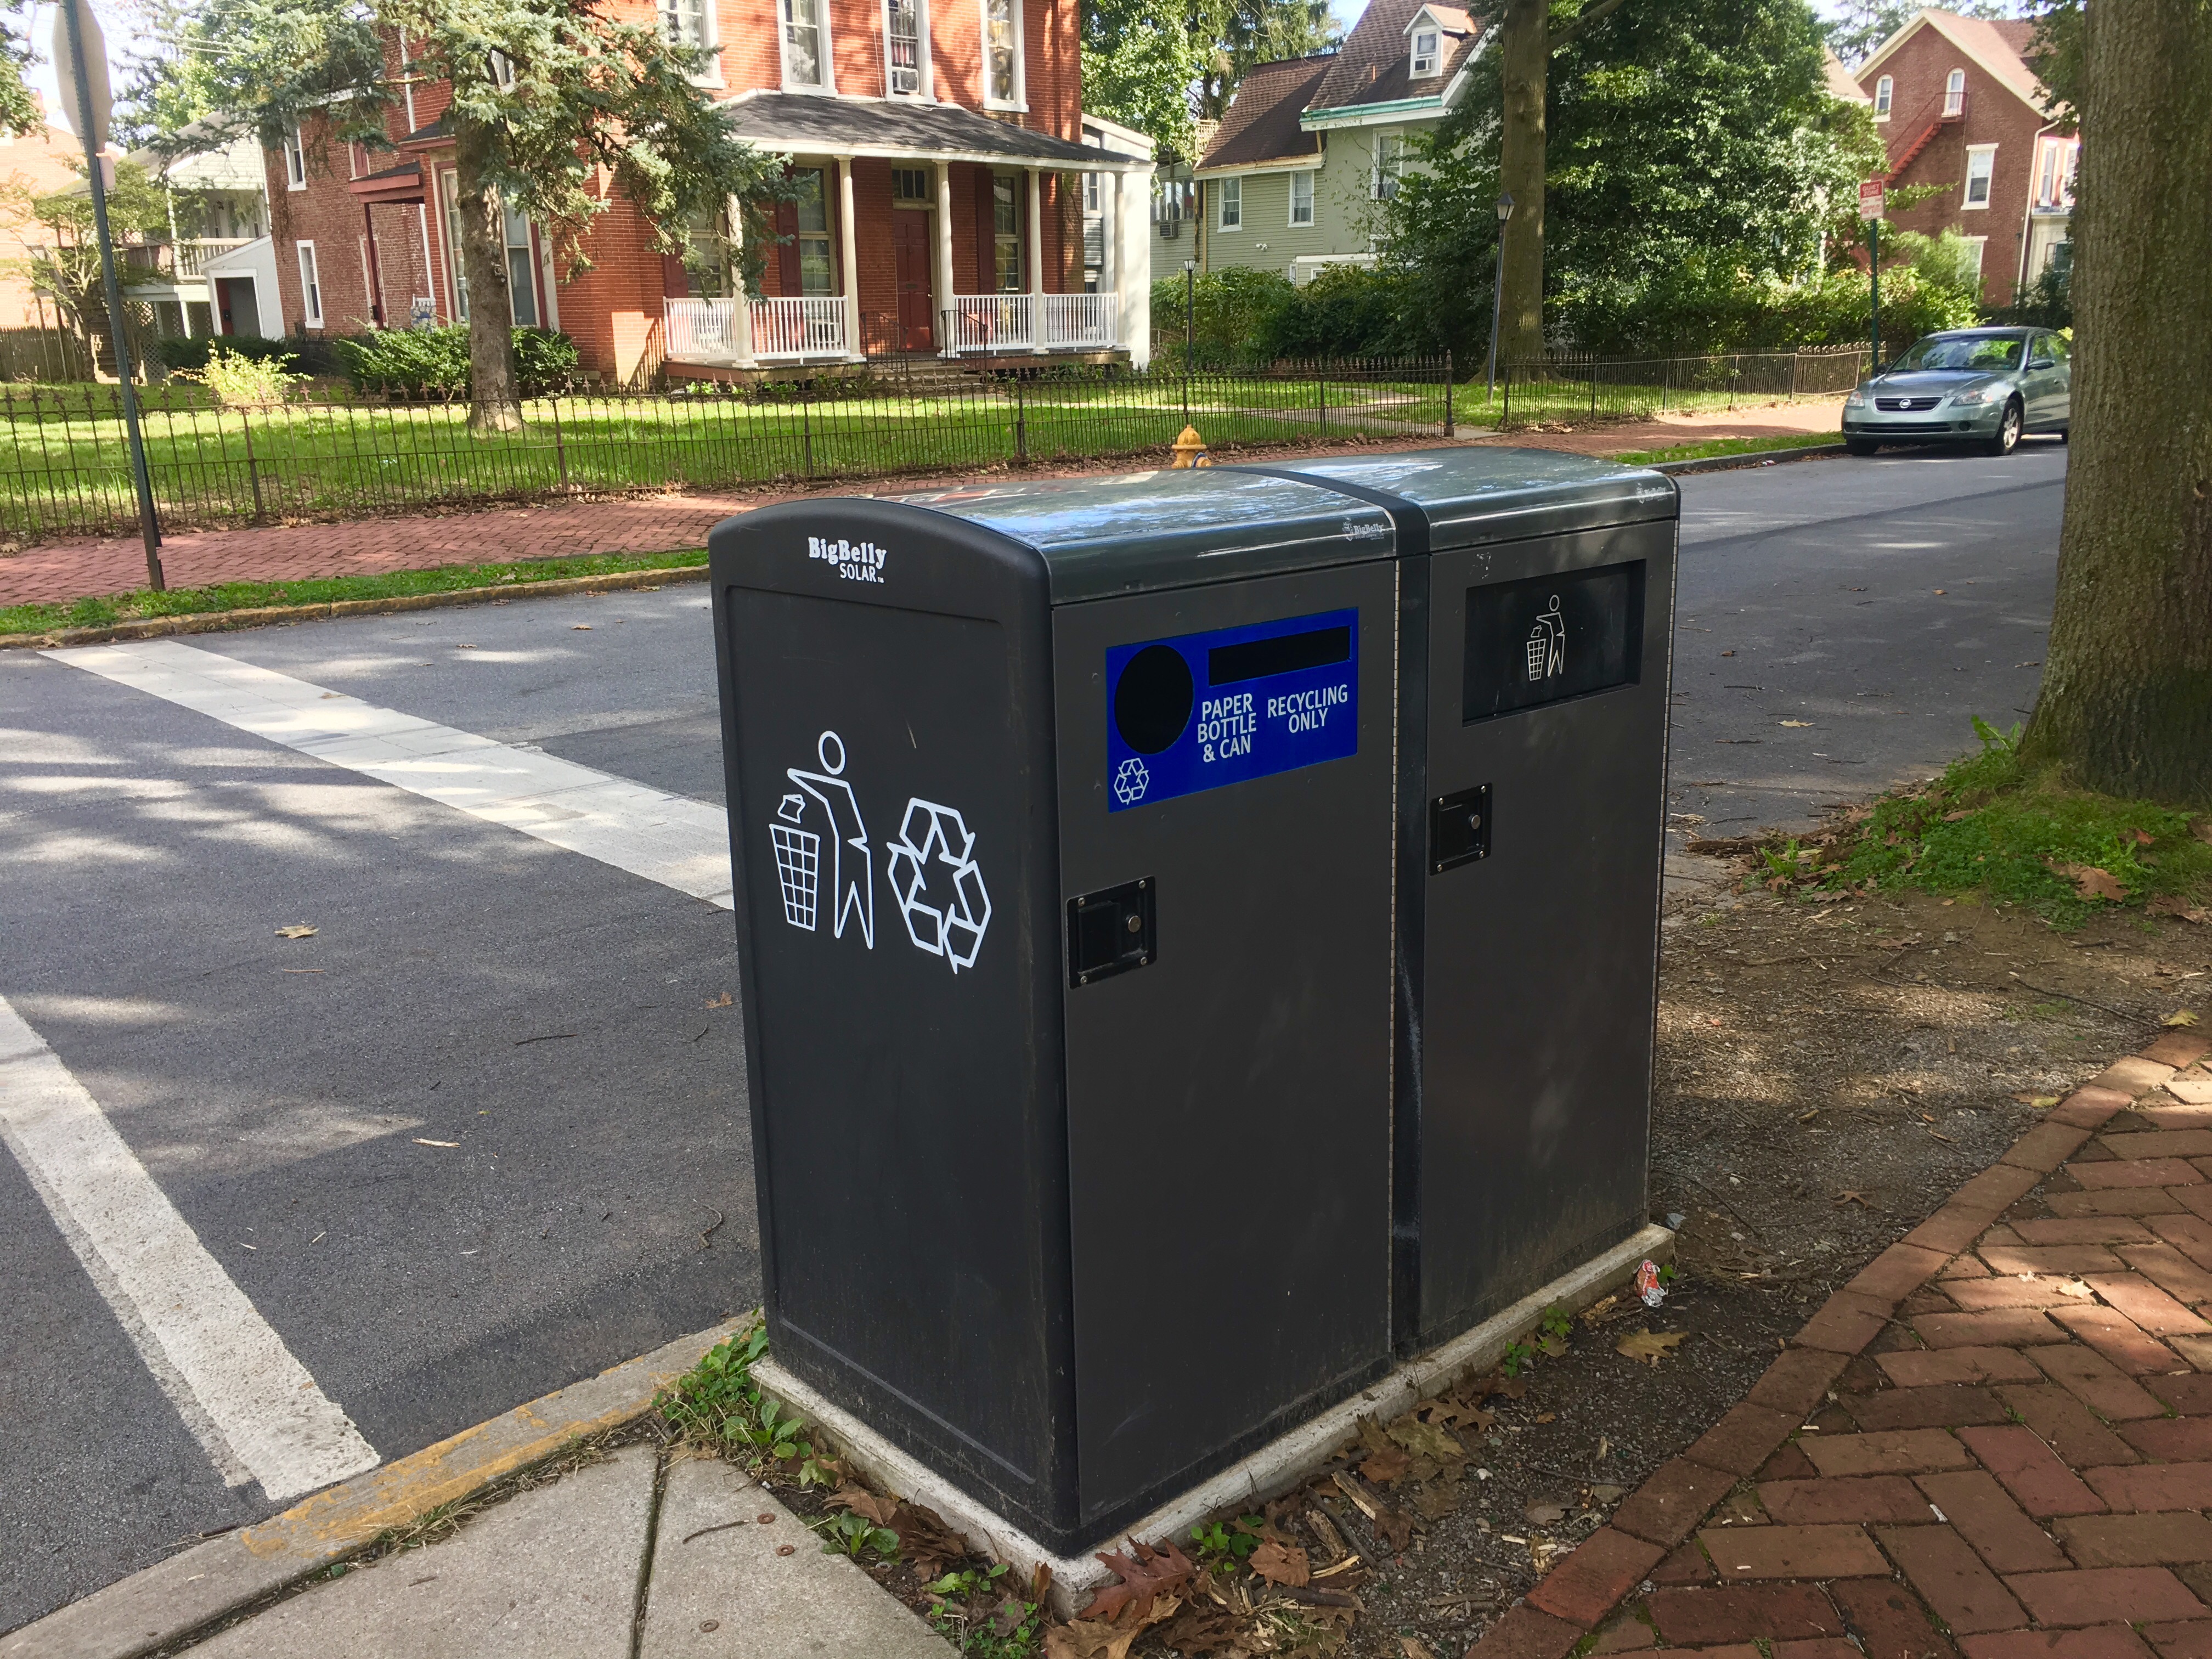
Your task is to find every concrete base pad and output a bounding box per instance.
[758,1222,1674,1616]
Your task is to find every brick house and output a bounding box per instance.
[261,2,1152,384]
[1856,9,2075,308]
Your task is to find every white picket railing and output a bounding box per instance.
[1041,292,1118,349]
[750,296,848,359]
[663,298,742,363]
[945,292,1120,353]
[178,239,252,278]
[945,294,1034,353]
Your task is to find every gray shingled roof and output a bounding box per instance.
[1198,56,1331,171]
[718,93,1141,167]
[1307,0,1480,114]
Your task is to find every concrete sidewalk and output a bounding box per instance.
[0,399,1844,611]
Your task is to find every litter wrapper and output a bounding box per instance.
[1636,1259,1666,1308]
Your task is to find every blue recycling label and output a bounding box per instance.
[1105,608,1358,811]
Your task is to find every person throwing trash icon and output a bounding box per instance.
[783,731,875,948]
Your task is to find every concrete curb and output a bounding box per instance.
[3,1318,744,1659]
[0,563,711,652]
[1651,442,1848,475]
[759,1222,1675,1620]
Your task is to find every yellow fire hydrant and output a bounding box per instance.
[1170,425,1213,468]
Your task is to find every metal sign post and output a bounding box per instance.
[1859,178,1886,376]
[55,0,164,589]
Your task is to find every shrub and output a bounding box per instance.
[155,334,304,374]
[174,345,308,407]
[1150,267,1296,368]
[1259,264,1423,360]
[334,325,580,398]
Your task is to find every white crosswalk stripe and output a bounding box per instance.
[0,993,380,1500]
[48,639,736,908]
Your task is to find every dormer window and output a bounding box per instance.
[1410,26,1439,75]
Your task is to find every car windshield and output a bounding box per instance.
[1891,335,2024,373]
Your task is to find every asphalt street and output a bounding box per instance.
[0,439,2064,1633]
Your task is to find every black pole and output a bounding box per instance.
[1869,216,1882,374]
[1486,225,1507,401]
[63,0,163,590]
[1183,264,1194,421]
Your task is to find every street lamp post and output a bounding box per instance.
[1486,191,1514,403]
[1182,256,1198,420]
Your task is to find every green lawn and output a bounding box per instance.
[1613,432,1844,465]
[0,547,709,637]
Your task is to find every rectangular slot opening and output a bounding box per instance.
[1462,562,1644,723]
[1207,623,1351,687]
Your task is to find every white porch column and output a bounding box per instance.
[727,193,756,369]
[933,161,956,357]
[836,157,862,361]
[1025,166,1046,352]
[1115,167,1152,370]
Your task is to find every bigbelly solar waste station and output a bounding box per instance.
[707,447,1679,1554]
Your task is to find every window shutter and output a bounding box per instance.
[975,170,995,293]
[662,253,692,298]
[776,198,801,295]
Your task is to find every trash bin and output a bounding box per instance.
[708,471,1401,1551]
[1245,449,1680,1353]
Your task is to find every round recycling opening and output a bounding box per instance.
[1113,644,1194,755]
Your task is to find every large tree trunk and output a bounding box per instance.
[2018,0,2212,805]
[452,127,523,436]
[1494,0,1548,366]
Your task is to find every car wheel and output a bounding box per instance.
[1844,438,1880,456]
[1987,400,2023,456]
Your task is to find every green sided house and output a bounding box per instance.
[1185,0,1479,284]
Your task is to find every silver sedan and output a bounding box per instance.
[1841,327,2071,456]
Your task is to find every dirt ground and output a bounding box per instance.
[1318,858,2212,1659]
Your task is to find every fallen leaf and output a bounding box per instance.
[1084,1539,1196,1624]
[1780,720,1813,727]
[1524,1499,1567,1525]
[2013,1093,2061,1108]
[2045,859,2126,902]
[2165,1011,2202,1029]
[1154,1602,1246,1654]
[1045,1615,1146,1659]
[1533,1412,1558,1424]
[705,991,734,1008]
[2057,1279,2095,1299]
[2151,897,2210,924]
[1933,588,1946,595]
[1387,1418,1468,1465]
[827,1483,900,1527]
[572,624,593,630]
[1250,1538,1311,1587]
[1401,1638,1441,1659]
[1360,1443,1412,1484]
[412,1137,459,1148]
[1617,1329,1689,1367]
[2131,829,2156,846]
[1834,1189,1871,1206]
[1943,808,1974,822]
[274,924,318,939]
[1413,1482,1463,1521]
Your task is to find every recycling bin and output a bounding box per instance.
[1247,449,1680,1353]
[708,471,1401,1552]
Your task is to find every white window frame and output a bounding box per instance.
[656,0,719,83]
[1289,169,1314,226]
[1874,75,1892,118]
[1217,176,1242,230]
[296,240,324,328]
[1410,25,1439,75]
[980,0,1024,109]
[1944,67,1966,116]
[1963,143,1996,210]
[1961,234,1987,280]
[2035,137,2076,208]
[488,48,517,87]
[283,125,307,190]
[780,0,834,91]
[885,0,929,97]
[1373,133,1404,200]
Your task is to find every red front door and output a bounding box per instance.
[894,214,933,352]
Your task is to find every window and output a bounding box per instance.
[1217,176,1242,229]
[782,0,827,88]
[893,167,930,203]
[1961,235,1986,279]
[1963,144,1996,209]
[1084,169,1100,214]
[793,168,836,295]
[503,201,539,326]
[295,241,323,328]
[283,126,306,190]
[887,0,925,94]
[992,171,1023,290]
[1874,75,1892,117]
[1944,68,1966,116]
[1410,25,1439,75]
[2036,137,2076,208]
[983,0,1020,105]
[1373,134,1404,200]
[659,0,708,48]
[1153,174,1191,230]
[439,170,469,319]
[489,48,517,85]
[1289,170,1314,226]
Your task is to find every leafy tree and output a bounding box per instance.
[1392,0,1884,358]
[2,160,172,375]
[0,4,36,137]
[2017,0,2211,804]
[1080,0,1336,160]
[156,0,790,432]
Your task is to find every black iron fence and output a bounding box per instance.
[0,358,1464,545]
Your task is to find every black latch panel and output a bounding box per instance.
[1068,879,1155,986]
[1430,784,1492,873]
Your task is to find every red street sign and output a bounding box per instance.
[1859,179,1886,221]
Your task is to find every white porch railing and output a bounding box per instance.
[178,238,252,278]
[750,295,848,359]
[946,292,1120,353]
[663,296,849,365]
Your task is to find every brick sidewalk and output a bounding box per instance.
[0,400,1846,612]
[1472,1027,2212,1659]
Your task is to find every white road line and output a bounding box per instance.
[47,639,736,908]
[0,994,380,1500]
